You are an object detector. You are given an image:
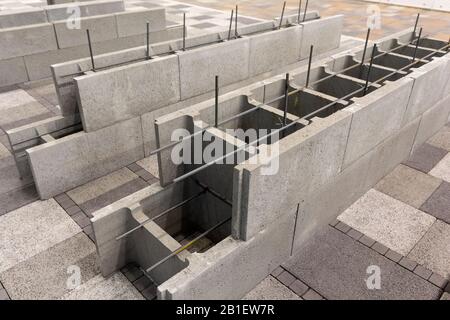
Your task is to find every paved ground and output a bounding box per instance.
[0,0,449,300]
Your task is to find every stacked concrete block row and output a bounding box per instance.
[7,12,341,199]
[90,29,450,299]
[0,0,183,87]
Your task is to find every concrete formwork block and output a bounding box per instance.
[237,110,352,240]
[178,38,250,100]
[299,15,343,59]
[342,77,414,168]
[27,117,144,199]
[0,8,48,29]
[0,57,29,87]
[75,55,180,132]
[53,14,118,49]
[413,93,450,151]
[115,7,166,38]
[158,208,296,300]
[44,0,125,22]
[248,26,303,77]
[274,11,320,26]
[0,23,58,60]
[403,56,450,124]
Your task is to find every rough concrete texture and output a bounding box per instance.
[0,23,58,60]
[115,7,166,38]
[243,276,301,300]
[53,14,118,49]
[299,15,343,59]
[428,125,450,151]
[237,110,352,240]
[0,8,48,29]
[0,199,81,273]
[75,55,180,132]
[0,57,28,87]
[408,220,450,279]
[430,153,450,183]
[158,209,296,300]
[338,189,435,256]
[420,181,450,224]
[0,233,98,300]
[343,78,413,167]
[284,226,441,300]
[27,117,144,199]
[403,142,448,173]
[375,164,442,208]
[43,0,125,22]
[61,273,143,300]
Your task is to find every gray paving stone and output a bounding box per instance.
[372,242,389,255]
[413,265,433,280]
[427,125,450,151]
[284,226,441,300]
[243,276,301,300]
[127,163,142,173]
[403,143,448,173]
[65,205,82,216]
[302,289,323,300]
[430,153,450,183]
[375,164,442,208]
[277,271,296,287]
[428,273,448,289]
[0,288,9,300]
[0,233,99,300]
[135,169,158,184]
[271,266,284,277]
[338,189,435,255]
[385,250,403,263]
[133,275,152,292]
[0,199,81,273]
[399,257,418,271]
[141,285,157,300]
[420,182,450,224]
[289,279,309,296]
[347,229,363,240]
[335,221,351,233]
[0,184,39,216]
[359,235,376,247]
[123,265,143,283]
[408,220,450,279]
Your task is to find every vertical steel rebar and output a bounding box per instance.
[227,9,234,40]
[283,73,289,127]
[305,45,313,87]
[413,13,420,35]
[364,44,376,96]
[182,12,186,51]
[359,28,371,78]
[235,5,239,38]
[215,75,219,128]
[279,1,286,30]
[86,29,95,72]
[411,27,423,63]
[297,0,302,24]
[146,22,150,60]
[302,0,309,22]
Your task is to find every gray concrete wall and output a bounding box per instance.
[44,0,125,22]
[0,8,48,29]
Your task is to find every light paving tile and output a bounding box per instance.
[243,276,301,300]
[136,154,159,178]
[283,226,441,300]
[375,164,442,208]
[427,125,450,151]
[429,153,450,183]
[338,189,436,255]
[408,220,450,279]
[0,142,9,160]
[0,233,98,300]
[0,199,81,273]
[60,273,143,300]
[0,101,49,127]
[420,181,450,224]
[67,168,138,205]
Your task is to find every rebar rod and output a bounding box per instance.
[235,5,238,38]
[297,0,302,24]
[411,27,422,62]
[413,13,420,35]
[302,0,309,22]
[306,45,314,87]
[227,9,234,40]
[182,12,186,51]
[86,29,95,72]
[279,1,286,30]
[364,44,376,95]
[359,28,371,78]
[283,73,289,126]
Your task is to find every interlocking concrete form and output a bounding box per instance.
[90,29,450,299]
[8,11,339,199]
[0,1,182,87]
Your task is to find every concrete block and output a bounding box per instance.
[0,23,58,60]
[0,57,29,87]
[178,37,250,100]
[158,208,296,300]
[27,117,144,199]
[343,78,413,167]
[299,15,343,59]
[75,55,180,132]
[53,14,118,49]
[248,26,302,77]
[413,93,450,151]
[0,8,48,29]
[44,0,125,22]
[236,110,352,240]
[403,57,450,124]
[115,7,166,38]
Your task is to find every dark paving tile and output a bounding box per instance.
[277,271,296,287]
[192,14,214,21]
[0,184,39,216]
[385,250,402,263]
[141,285,157,300]
[190,22,218,29]
[271,266,283,277]
[372,242,389,255]
[133,276,152,292]
[302,289,323,300]
[428,273,448,289]
[289,279,309,296]
[420,181,450,224]
[359,235,376,247]
[122,265,143,283]
[403,143,448,173]
[414,265,432,280]
[284,226,441,300]
[79,178,148,216]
